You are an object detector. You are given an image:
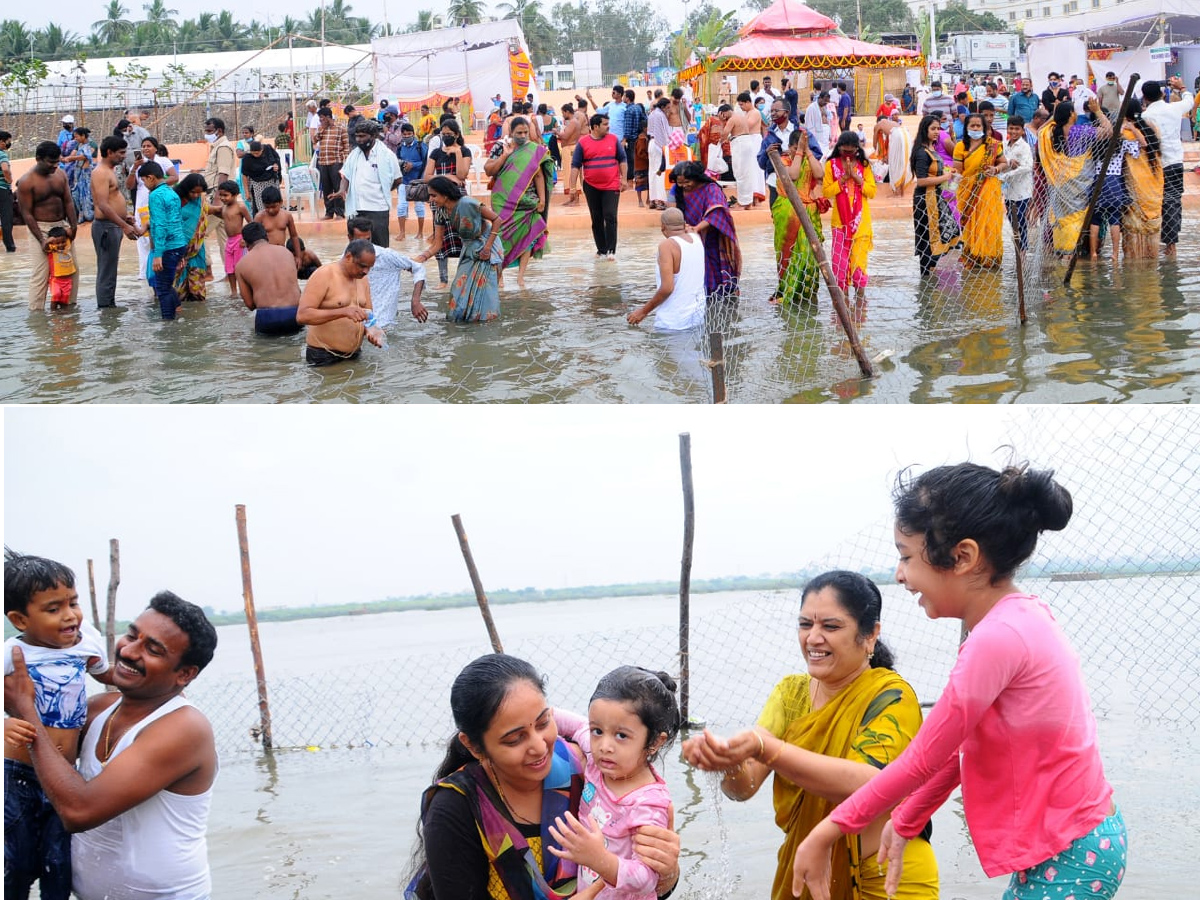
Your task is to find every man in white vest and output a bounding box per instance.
[5,591,219,900]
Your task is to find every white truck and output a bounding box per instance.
[938,32,1020,76]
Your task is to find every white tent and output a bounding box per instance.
[1026,0,1200,92]
[372,21,534,114]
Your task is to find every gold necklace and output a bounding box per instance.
[487,760,539,825]
[101,702,123,766]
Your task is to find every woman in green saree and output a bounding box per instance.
[484,117,554,281]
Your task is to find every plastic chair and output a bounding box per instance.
[285,162,319,220]
[464,145,488,196]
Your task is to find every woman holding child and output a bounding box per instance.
[683,570,939,900]
[406,653,681,899]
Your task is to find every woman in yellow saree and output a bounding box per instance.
[1120,100,1163,259]
[953,113,1005,270]
[1038,99,1113,256]
[682,571,939,900]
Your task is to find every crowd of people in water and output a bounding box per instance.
[5,459,1131,900]
[1,70,1195,362]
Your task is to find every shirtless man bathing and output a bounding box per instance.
[234,222,304,337]
[296,239,385,366]
[90,135,140,309]
[17,142,78,310]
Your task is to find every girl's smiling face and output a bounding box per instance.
[894,524,961,620]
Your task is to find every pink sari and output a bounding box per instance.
[829,156,868,292]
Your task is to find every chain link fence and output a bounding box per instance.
[187,407,1199,757]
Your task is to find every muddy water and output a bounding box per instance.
[1,213,1196,403]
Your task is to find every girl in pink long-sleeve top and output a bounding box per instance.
[549,667,679,900]
[794,462,1126,900]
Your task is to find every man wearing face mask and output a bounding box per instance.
[328,120,402,247]
[1097,72,1123,118]
[758,98,821,206]
[202,118,237,263]
[1042,73,1069,118]
[922,81,954,120]
[396,123,428,240]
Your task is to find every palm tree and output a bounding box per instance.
[446,0,487,26]
[496,0,551,62]
[36,23,81,59]
[208,11,248,50]
[405,10,442,33]
[280,15,305,39]
[0,19,35,59]
[92,1,134,47]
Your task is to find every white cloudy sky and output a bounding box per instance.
[17,1,749,43]
[1,405,1053,620]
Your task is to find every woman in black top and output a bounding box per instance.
[239,141,283,217]
[424,119,472,185]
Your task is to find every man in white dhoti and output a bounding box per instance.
[729,92,763,209]
[805,90,831,150]
[886,111,914,196]
[647,96,672,210]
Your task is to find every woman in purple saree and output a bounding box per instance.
[669,161,741,300]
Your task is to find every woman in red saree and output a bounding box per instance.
[670,161,742,300]
[822,131,876,299]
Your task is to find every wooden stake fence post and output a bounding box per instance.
[708,332,727,403]
[451,514,505,654]
[766,143,875,378]
[235,505,273,751]
[678,433,695,726]
[105,540,120,665]
[86,558,100,632]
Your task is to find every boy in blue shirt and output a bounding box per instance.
[5,548,113,900]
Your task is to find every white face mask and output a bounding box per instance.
[203,133,218,143]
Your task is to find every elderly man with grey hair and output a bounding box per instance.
[329,118,402,246]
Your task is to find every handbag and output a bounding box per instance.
[705,143,728,175]
[406,181,429,202]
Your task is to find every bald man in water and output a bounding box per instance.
[296,239,385,365]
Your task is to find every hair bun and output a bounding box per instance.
[1000,466,1073,532]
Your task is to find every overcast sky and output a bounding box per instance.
[2,405,1062,619]
[17,1,749,45]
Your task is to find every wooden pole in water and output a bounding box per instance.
[708,332,727,403]
[678,433,695,725]
[766,143,874,378]
[105,540,120,665]
[1063,74,1140,286]
[451,514,505,654]
[235,505,273,750]
[1015,248,1027,324]
[86,558,100,633]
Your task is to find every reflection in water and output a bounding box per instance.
[1,215,1197,403]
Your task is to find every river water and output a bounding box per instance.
[183,583,1194,900]
[1,213,1197,403]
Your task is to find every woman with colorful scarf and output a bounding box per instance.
[911,115,962,275]
[682,571,939,900]
[771,128,826,306]
[931,113,961,226]
[62,127,96,223]
[953,113,1006,270]
[670,161,741,300]
[420,176,503,323]
[172,174,209,302]
[485,117,554,280]
[1119,100,1163,259]
[1037,99,1112,256]
[405,654,681,900]
[822,131,876,299]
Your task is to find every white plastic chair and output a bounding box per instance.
[464,144,488,196]
[285,162,319,220]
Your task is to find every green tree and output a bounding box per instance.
[447,0,488,26]
[405,10,443,32]
[0,19,36,62]
[927,1,1005,34]
[208,11,249,50]
[138,0,179,53]
[92,1,135,46]
[36,23,81,60]
[807,0,913,38]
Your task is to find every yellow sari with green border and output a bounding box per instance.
[757,669,938,900]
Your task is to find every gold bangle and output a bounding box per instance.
[754,731,765,760]
[762,740,785,768]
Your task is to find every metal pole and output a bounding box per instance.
[1064,74,1139,285]
[451,514,505,654]
[678,433,695,726]
[766,143,875,378]
[235,505,273,751]
[321,0,327,92]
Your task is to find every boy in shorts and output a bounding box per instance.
[210,180,252,298]
[255,185,303,270]
[43,227,76,309]
[4,548,113,900]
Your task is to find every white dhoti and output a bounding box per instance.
[649,138,667,203]
[731,134,761,207]
[888,126,914,193]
